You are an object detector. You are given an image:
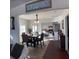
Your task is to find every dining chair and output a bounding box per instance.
[32,36,39,47]
[38,33,45,47]
[22,33,33,47]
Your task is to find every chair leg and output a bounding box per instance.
[33,42,36,48]
[43,41,44,46]
[40,41,42,48]
[31,43,32,46]
[27,43,28,47]
[41,42,42,48]
[39,41,44,48]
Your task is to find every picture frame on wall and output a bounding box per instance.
[10,16,15,30]
[25,0,52,12]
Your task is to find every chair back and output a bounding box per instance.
[22,33,28,42]
[40,33,44,41]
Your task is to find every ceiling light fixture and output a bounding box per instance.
[34,14,39,24]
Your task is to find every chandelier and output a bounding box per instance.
[34,14,39,24]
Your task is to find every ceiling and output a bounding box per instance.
[19,9,69,20]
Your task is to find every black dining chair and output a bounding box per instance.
[32,36,39,47]
[21,33,27,44]
[38,33,44,47]
[21,33,33,47]
[27,36,33,46]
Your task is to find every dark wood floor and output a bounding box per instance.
[42,40,69,59]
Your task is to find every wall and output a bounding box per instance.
[19,19,29,33]
[10,16,19,43]
[52,0,69,9]
[10,3,26,16]
[10,1,26,43]
[41,22,53,30]
[10,2,26,43]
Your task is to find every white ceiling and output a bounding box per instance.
[19,9,69,20]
